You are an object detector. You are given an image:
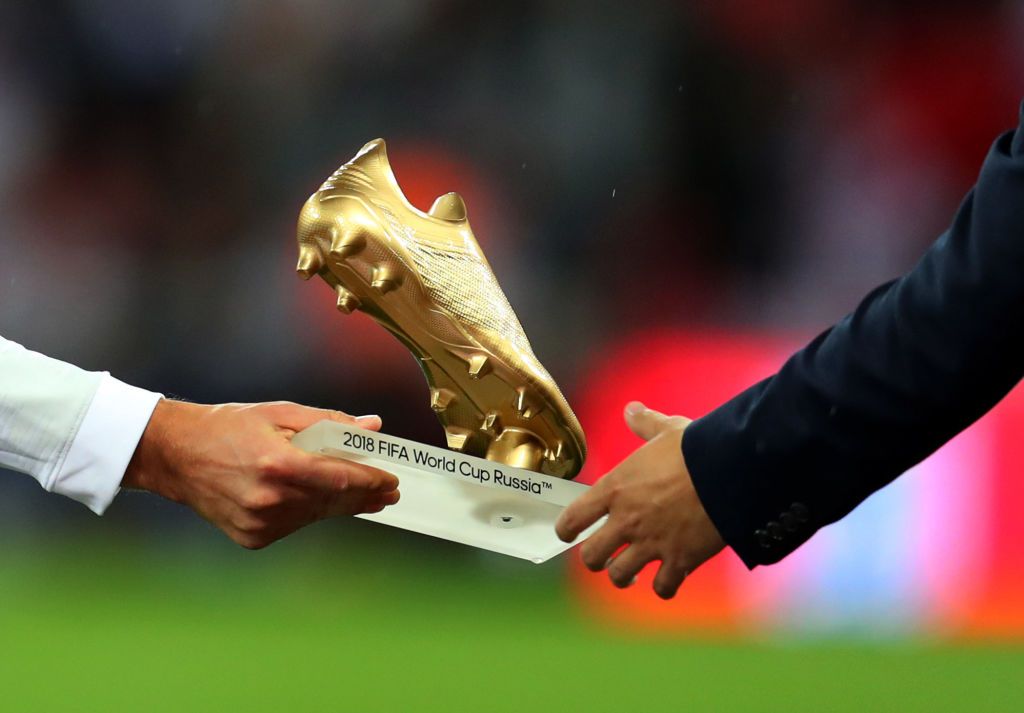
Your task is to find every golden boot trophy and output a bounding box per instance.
[290,139,596,561]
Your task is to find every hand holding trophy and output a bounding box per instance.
[290,140,600,562]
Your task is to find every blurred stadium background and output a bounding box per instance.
[2,1,1023,710]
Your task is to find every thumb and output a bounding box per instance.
[269,402,382,433]
[624,401,674,441]
[326,411,382,432]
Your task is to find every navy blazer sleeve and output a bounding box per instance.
[683,102,1024,569]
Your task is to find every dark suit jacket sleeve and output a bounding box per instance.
[683,102,1024,569]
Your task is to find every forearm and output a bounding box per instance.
[685,104,1024,568]
[0,336,161,513]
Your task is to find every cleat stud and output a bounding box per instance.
[445,427,472,452]
[467,354,491,379]
[371,265,402,294]
[429,387,457,412]
[329,224,366,260]
[296,246,323,279]
[335,284,360,314]
[514,386,545,419]
[480,411,502,433]
[371,279,399,293]
[545,440,564,462]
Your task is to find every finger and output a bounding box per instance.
[335,412,382,431]
[290,452,400,493]
[624,402,674,441]
[364,489,401,509]
[555,482,612,543]
[578,524,627,572]
[336,490,400,517]
[272,402,382,433]
[652,560,691,600]
[323,486,400,518]
[607,545,655,588]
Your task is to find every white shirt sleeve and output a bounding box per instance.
[0,335,162,514]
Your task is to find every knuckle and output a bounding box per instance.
[243,487,284,512]
[621,512,642,534]
[261,401,292,418]
[673,559,692,577]
[232,509,274,537]
[255,454,286,478]
[666,550,691,571]
[333,471,351,491]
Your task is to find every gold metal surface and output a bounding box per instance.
[295,139,586,478]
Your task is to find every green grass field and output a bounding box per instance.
[2,522,1022,713]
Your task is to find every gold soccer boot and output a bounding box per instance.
[295,139,586,478]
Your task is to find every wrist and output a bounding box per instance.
[123,398,195,502]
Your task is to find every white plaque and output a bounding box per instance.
[291,421,600,563]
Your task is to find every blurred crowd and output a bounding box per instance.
[1,0,1023,525]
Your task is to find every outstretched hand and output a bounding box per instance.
[555,402,725,599]
[123,400,399,549]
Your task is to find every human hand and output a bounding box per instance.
[555,402,725,599]
[123,399,400,549]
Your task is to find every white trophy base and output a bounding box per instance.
[291,421,600,563]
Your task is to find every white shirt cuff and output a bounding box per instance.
[52,374,162,515]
